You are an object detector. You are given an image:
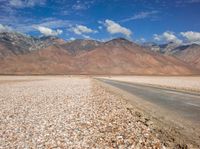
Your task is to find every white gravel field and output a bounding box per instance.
[0,76,164,148]
[99,76,200,92]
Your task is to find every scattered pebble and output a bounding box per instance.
[0,77,165,148]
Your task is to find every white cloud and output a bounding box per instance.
[71,25,96,35]
[72,3,87,10]
[82,35,91,39]
[140,38,146,42]
[34,26,63,36]
[9,0,46,8]
[37,19,73,29]
[163,32,181,43]
[121,11,158,22]
[9,0,23,8]
[104,19,132,38]
[181,31,200,44]
[0,16,75,34]
[69,37,75,41]
[0,24,13,32]
[153,34,161,41]
[72,0,95,10]
[153,31,182,44]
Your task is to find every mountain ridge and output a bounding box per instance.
[143,42,200,70]
[0,32,199,75]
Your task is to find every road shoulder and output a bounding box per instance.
[94,79,200,148]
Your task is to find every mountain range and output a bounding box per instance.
[143,42,200,70]
[0,31,199,75]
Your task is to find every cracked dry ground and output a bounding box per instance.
[0,77,164,148]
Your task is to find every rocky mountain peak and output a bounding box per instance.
[0,31,60,55]
[60,39,102,55]
[104,37,132,46]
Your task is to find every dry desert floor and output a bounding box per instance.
[0,76,199,148]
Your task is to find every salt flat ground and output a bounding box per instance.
[0,76,165,148]
[99,76,200,93]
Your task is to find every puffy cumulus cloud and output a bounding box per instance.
[153,31,182,44]
[163,32,180,42]
[0,24,13,32]
[71,25,97,35]
[104,19,132,38]
[153,34,161,41]
[181,31,200,44]
[9,0,46,8]
[34,26,63,36]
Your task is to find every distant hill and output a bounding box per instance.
[0,32,199,75]
[143,42,200,70]
[174,44,200,70]
[0,32,63,57]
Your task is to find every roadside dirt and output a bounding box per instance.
[95,79,200,148]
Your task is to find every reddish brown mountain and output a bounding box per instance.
[0,35,199,75]
[60,39,102,55]
[174,44,200,70]
[143,41,200,70]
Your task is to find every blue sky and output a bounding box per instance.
[0,0,200,44]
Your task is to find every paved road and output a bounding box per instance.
[98,79,200,122]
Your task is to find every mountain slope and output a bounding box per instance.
[143,42,180,54]
[174,44,200,69]
[0,37,198,75]
[60,39,102,55]
[143,42,200,70]
[0,32,63,58]
[74,39,198,75]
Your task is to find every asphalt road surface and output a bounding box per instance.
[98,78,200,123]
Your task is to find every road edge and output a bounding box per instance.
[93,78,200,148]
